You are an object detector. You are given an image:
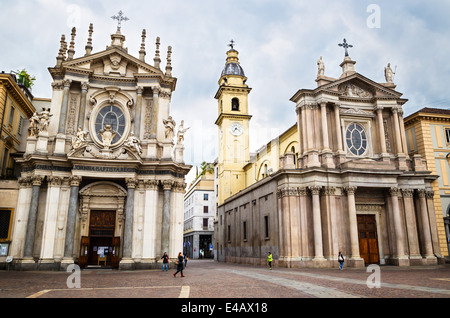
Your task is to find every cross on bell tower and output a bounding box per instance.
[111,10,129,32]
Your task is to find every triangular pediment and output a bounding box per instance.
[62,46,164,77]
[319,73,403,99]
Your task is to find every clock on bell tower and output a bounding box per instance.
[215,41,252,205]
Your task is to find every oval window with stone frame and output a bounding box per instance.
[346,123,368,156]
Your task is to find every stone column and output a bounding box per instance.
[121,178,137,264]
[298,187,309,259]
[277,187,292,262]
[375,106,387,155]
[425,190,441,257]
[58,79,72,134]
[391,107,403,154]
[345,186,361,260]
[161,180,173,256]
[417,189,434,258]
[151,86,160,139]
[301,105,307,154]
[398,109,408,155]
[401,188,421,259]
[77,82,89,131]
[295,107,303,158]
[309,186,324,260]
[320,102,330,150]
[62,176,82,265]
[389,187,408,264]
[142,180,159,261]
[22,176,44,260]
[333,103,343,152]
[134,86,143,138]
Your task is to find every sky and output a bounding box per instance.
[1,0,450,183]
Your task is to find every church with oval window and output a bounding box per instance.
[6,21,191,270]
[215,43,447,268]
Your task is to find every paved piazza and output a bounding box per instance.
[1,259,449,312]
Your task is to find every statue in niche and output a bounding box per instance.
[384,63,395,83]
[163,116,176,141]
[317,56,325,77]
[99,124,116,149]
[177,120,190,145]
[124,132,142,154]
[71,127,88,150]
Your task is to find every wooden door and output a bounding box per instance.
[111,237,120,268]
[78,236,90,268]
[357,215,380,265]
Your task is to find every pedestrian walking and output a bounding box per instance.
[338,251,344,270]
[161,252,169,271]
[184,254,189,267]
[267,252,272,270]
[173,252,185,277]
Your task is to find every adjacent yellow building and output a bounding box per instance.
[404,107,450,257]
[0,72,35,258]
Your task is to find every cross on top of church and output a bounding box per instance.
[338,38,353,57]
[228,39,235,50]
[111,10,129,31]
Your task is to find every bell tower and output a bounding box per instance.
[215,42,252,205]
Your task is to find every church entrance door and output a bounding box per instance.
[84,210,119,268]
[357,214,380,265]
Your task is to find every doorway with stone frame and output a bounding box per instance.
[356,204,384,265]
[77,181,127,268]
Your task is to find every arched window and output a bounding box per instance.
[232,98,240,111]
[291,146,296,166]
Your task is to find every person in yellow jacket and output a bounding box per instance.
[267,252,273,270]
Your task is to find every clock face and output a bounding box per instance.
[229,122,243,136]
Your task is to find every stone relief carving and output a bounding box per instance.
[339,83,373,98]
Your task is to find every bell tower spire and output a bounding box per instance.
[215,41,252,205]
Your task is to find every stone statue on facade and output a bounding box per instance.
[38,108,52,133]
[124,131,142,154]
[28,112,40,137]
[177,120,190,145]
[317,56,325,77]
[28,109,53,137]
[71,127,88,149]
[384,63,395,83]
[163,116,176,140]
[99,124,116,149]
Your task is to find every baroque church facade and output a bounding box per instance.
[214,43,445,268]
[7,23,190,270]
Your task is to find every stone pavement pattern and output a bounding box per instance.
[0,260,449,298]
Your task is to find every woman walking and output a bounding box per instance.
[161,252,169,272]
[173,252,185,277]
[338,251,344,270]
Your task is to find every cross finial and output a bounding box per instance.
[338,38,353,57]
[111,10,129,31]
[228,39,235,50]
